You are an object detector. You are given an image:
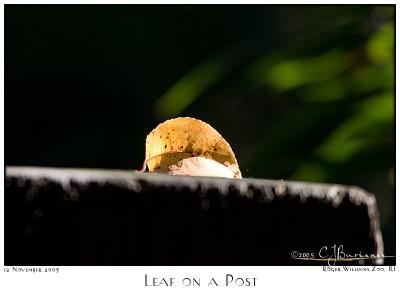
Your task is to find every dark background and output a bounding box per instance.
[5,5,395,256]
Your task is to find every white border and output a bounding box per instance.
[0,1,398,295]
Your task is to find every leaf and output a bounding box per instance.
[145,117,242,178]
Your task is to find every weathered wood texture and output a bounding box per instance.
[5,166,385,266]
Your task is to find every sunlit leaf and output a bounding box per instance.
[145,117,242,178]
